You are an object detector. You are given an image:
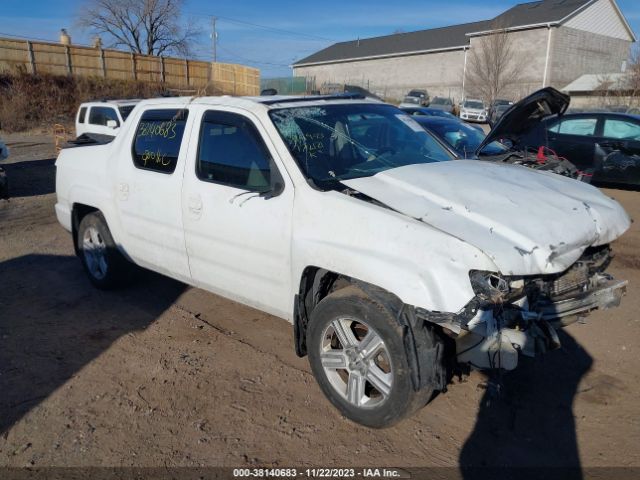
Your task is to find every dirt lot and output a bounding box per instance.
[1,132,639,473]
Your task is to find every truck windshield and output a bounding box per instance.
[269,103,453,186]
[464,101,484,110]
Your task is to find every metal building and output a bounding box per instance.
[293,0,636,102]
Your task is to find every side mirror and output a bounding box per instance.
[106,119,118,129]
[260,180,284,200]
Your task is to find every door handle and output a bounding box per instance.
[187,195,203,214]
[118,182,129,200]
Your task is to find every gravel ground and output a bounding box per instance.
[0,132,639,473]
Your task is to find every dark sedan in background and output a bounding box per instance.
[399,106,457,119]
[400,106,484,132]
[516,111,640,186]
[489,104,512,127]
[409,88,586,181]
[427,96,456,114]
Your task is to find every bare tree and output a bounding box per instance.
[78,0,198,57]
[626,44,640,107]
[595,45,640,110]
[467,23,523,104]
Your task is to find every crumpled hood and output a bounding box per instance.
[342,161,631,275]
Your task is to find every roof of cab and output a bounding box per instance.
[81,99,142,107]
[129,93,384,111]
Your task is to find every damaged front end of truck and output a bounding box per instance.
[418,245,627,370]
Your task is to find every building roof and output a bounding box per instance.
[486,0,593,32]
[294,20,491,66]
[294,0,594,66]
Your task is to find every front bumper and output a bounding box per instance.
[453,274,627,371]
[534,275,627,325]
[460,112,486,122]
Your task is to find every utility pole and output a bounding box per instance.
[212,16,217,63]
[209,16,217,89]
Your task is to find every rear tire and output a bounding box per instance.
[307,285,434,428]
[77,212,131,289]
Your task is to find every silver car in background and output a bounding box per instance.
[460,99,487,123]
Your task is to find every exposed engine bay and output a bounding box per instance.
[418,246,627,371]
[482,145,587,182]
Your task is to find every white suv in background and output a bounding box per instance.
[459,99,488,123]
[75,100,140,138]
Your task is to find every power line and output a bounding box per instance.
[185,11,335,42]
[197,45,292,67]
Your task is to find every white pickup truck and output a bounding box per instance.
[56,92,630,427]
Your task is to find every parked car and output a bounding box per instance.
[400,89,429,107]
[343,84,383,101]
[75,99,140,138]
[402,106,485,133]
[399,106,457,120]
[459,99,487,123]
[488,104,512,127]
[0,138,8,199]
[413,116,508,158]
[56,93,629,428]
[427,96,455,114]
[488,99,513,119]
[500,91,640,186]
[413,112,582,180]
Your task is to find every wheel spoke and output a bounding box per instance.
[346,372,365,406]
[366,364,392,398]
[331,319,358,348]
[98,255,108,276]
[321,350,348,369]
[90,228,101,246]
[85,251,96,271]
[358,330,384,360]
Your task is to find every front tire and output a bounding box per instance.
[307,285,434,428]
[77,212,131,289]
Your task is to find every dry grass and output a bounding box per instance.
[0,71,168,132]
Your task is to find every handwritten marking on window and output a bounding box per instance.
[141,148,170,167]
[138,120,178,139]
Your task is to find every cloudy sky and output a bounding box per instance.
[1,0,639,77]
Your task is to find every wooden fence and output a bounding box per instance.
[0,37,260,95]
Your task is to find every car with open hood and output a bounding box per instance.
[412,93,584,181]
[496,90,640,187]
[55,93,629,428]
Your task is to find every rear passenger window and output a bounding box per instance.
[132,109,189,174]
[89,107,120,126]
[196,111,271,191]
[78,107,87,123]
[551,118,597,136]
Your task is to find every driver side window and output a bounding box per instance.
[196,111,273,191]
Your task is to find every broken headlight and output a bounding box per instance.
[469,271,524,303]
